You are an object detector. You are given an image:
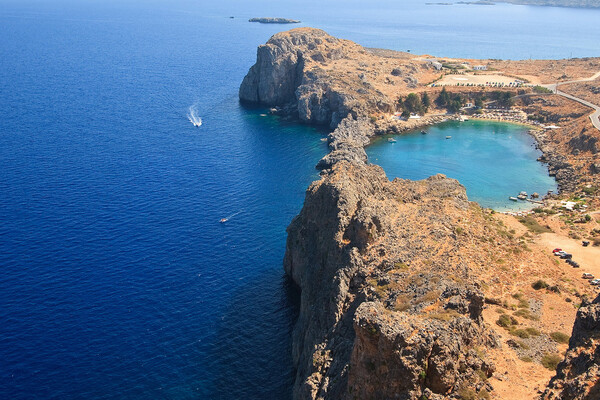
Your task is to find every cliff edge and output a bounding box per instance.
[240,28,600,400]
[239,28,414,127]
[284,157,508,399]
[541,294,600,400]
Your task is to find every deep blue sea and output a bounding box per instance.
[0,1,598,399]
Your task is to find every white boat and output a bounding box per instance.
[509,197,518,201]
[388,138,397,143]
[445,136,452,139]
[517,194,527,200]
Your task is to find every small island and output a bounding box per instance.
[249,17,301,24]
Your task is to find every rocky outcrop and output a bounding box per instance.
[541,294,600,400]
[240,28,598,400]
[239,28,397,128]
[284,155,504,399]
[316,117,373,170]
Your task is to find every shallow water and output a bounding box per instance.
[367,120,557,211]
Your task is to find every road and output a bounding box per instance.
[542,71,600,131]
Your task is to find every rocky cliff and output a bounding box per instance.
[284,155,507,399]
[541,294,600,400]
[241,27,598,400]
[239,28,430,128]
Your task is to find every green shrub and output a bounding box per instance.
[533,85,553,94]
[514,309,539,320]
[541,353,562,370]
[497,314,517,328]
[512,329,531,338]
[550,332,570,344]
[525,327,540,336]
[532,280,549,290]
[457,388,478,400]
[518,217,552,233]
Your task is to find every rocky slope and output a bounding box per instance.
[284,155,508,399]
[541,294,600,400]
[282,105,513,398]
[240,28,600,400]
[239,28,434,128]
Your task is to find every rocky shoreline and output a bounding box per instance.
[240,28,600,399]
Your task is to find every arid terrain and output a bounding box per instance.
[240,28,600,400]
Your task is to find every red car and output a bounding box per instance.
[552,248,562,253]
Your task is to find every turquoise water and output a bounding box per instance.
[0,0,593,399]
[367,120,558,211]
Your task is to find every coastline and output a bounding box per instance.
[239,28,600,400]
[370,111,572,194]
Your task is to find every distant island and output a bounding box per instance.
[498,0,600,7]
[249,18,301,24]
[427,0,600,7]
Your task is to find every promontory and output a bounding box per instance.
[240,28,600,400]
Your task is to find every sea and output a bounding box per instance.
[0,0,598,399]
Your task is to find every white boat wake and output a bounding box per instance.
[187,105,202,127]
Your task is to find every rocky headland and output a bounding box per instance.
[240,28,600,399]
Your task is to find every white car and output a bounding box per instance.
[591,279,600,286]
[582,273,594,279]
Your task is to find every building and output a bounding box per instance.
[426,59,443,70]
[473,65,487,71]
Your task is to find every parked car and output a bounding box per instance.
[571,262,580,268]
[590,279,600,286]
[553,248,563,253]
[566,259,574,265]
[560,253,573,259]
[553,250,565,256]
[582,273,594,279]
[583,241,590,247]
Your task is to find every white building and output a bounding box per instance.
[473,65,487,71]
[426,59,443,70]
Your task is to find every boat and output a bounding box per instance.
[519,191,527,196]
[517,194,527,200]
[509,197,518,201]
[445,136,452,139]
[421,130,427,134]
[219,218,228,223]
[388,138,397,143]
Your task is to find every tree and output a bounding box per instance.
[401,109,411,119]
[421,92,431,112]
[436,87,451,107]
[474,97,484,109]
[404,93,423,114]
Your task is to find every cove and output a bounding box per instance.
[366,120,557,211]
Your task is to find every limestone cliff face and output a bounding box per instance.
[541,294,600,400]
[284,152,504,399]
[239,28,397,128]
